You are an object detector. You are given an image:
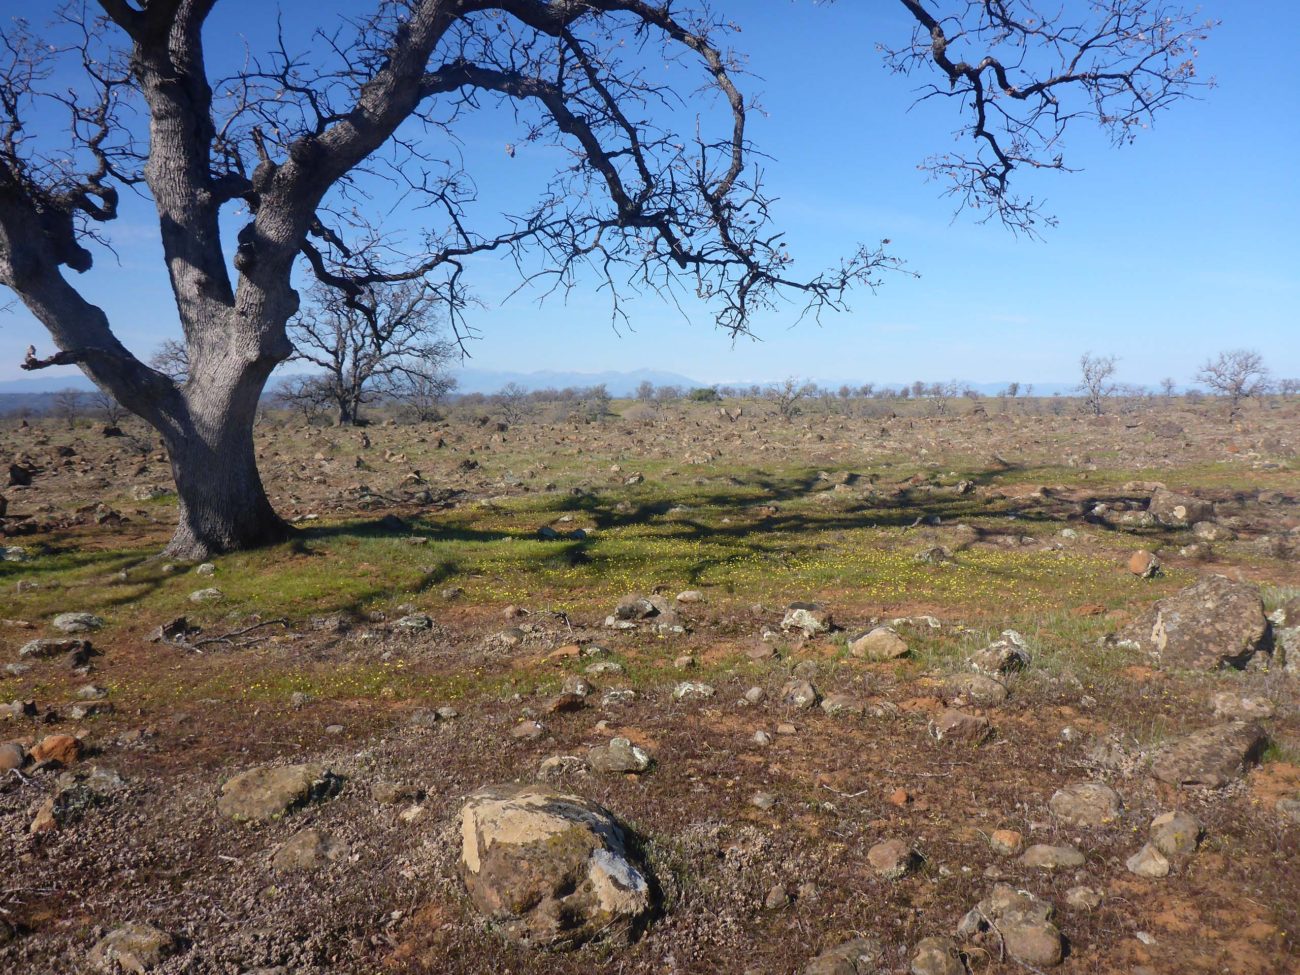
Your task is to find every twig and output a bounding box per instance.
[190,618,289,649]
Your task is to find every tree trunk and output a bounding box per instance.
[161,372,290,560]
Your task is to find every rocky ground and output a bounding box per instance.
[1,397,1298,974]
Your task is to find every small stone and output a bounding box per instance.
[271,828,348,872]
[820,692,864,716]
[188,587,224,604]
[543,692,586,715]
[751,792,776,810]
[867,838,920,879]
[776,722,797,735]
[781,602,832,637]
[196,562,217,576]
[588,736,651,774]
[1211,691,1274,721]
[968,630,1031,675]
[88,922,179,973]
[743,686,765,704]
[1150,810,1201,857]
[1128,550,1160,578]
[1126,843,1170,878]
[753,730,772,745]
[849,626,909,660]
[1048,782,1122,826]
[764,883,789,910]
[52,612,104,634]
[510,720,544,740]
[600,689,637,707]
[373,781,423,804]
[31,734,83,765]
[20,637,91,660]
[76,684,109,700]
[989,829,1023,855]
[1065,885,1104,910]
[216,763,343,822]
[673,655,696,669]
[1019,844,1085,870]
[780,678,820,709]
[0,742,25,771]
[941,673,1008,707]
[672,681,715,701]
[928,709,991,745]
[585,661,625,677]
[888,788,910,807]
[536,755,590,781]
[910,936,963,975]
[804,938,883,975]
[676,590,703,603]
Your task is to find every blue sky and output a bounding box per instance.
[1,0,1296,389]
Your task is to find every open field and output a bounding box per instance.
[2,397,1299,974]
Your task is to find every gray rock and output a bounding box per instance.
[968,630,1030,675]
[782,602,833,637]
[672,681,715,701]
[780,678,820,709]
[959,884,1063,967]
[459,784,652,948]
[1064,885,1104,910]
[1149,721,1267,787]
[1211,690,1274,720]
[188,587,224,604]
[929,709,991,745]
[1115,575,1270,671]
[1126,842,1170,878]
[849,626,909,660]
[941,672,1008,707]
[88,922,178,972]
[820,692,865,716]
[588,737,651,774]
[20,637,90,660]
[1048,782,1122,826]
[271,828,348,871]
[216,763,343,822]
[867,838,920,879]
[1019,844,1085,870]
[1148,488,1214,527]
[52,612,104,634]
[910,936,963,975]
[1150,811,1201,857]
[804,938,883,975]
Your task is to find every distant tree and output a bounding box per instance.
[635,381,656,402]
[1159,377,1178,400]
[688,386,721,402]
[51,388,85,429]
[581,384,612,422]
[1278,378,1300,398]
[1077,352,1119,416]
[928,380,959,416]
[398,368,458,423]
[496,382,533,425]
[655,385,684,404]
[91,387,127,428]
[770,377,816,421]
[858,383,876,398]
[1196,349,1271,420]
[289,283,456,426]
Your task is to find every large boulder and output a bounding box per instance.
[1148,488,1214,527]
[459,784,652,948]
[1149,721,1267,787]
[216,763,342,822]
[1114,575,1270,670]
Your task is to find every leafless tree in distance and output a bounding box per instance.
[289,282,455,426]
[1196,349,1271,420]
[91,387,128,428]
[770,377,816,422]
[2,1,1213,556]
[148,340,190,383]
[496,382,533,426]
[1078,353,1119,416]
[51,388,85,430]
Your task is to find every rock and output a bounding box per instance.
[867,838,920,879]
[1193,521,1234,542]
[849,626,909,660]
[989,829,1023,855]
[1211,690,1274,720]
[614,593,658,620]
[764,883,790,910]
[960,884,1063,968]
[195,562,216,576]
[0,742,24,771]
[1065,885,1104,910]
[585,661,624,677]
[271,828,348,871]
[750,792,776,810]
[1116,575,1270,671]
[672,681,715,701]
[1126,841,1170,878]
[968,630,1030,675]
[395,613,433,632]
[676,590,703,603]
[781,602,832,637]
[216,763,343,822]
[459,784,652,947]
[89,923,178,972]
[7,463,32,487]
[543,692,586,715]
[743,686,765,704]
[510,720,544,740]
[52,612,104,634]
[910,936,963,975]
[1128,550,1161,578]
[536,755,590,781]
[1019,844,1085,870]
[1048,782,1122,826]
[928,709,991,745]
[77,684,109,700]
[941,673,1008,707]
[780,678,820,709]
[820,692,865,716]
[1149,721,1267,787]
[1149,488,1214,527]
[373,780,423,804]
[804,937,883,975]
[31,734,83,765]
[1150,811,1201,857]
[588,737,651,774]
[19,637,91,660]
[188,587,224,604]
